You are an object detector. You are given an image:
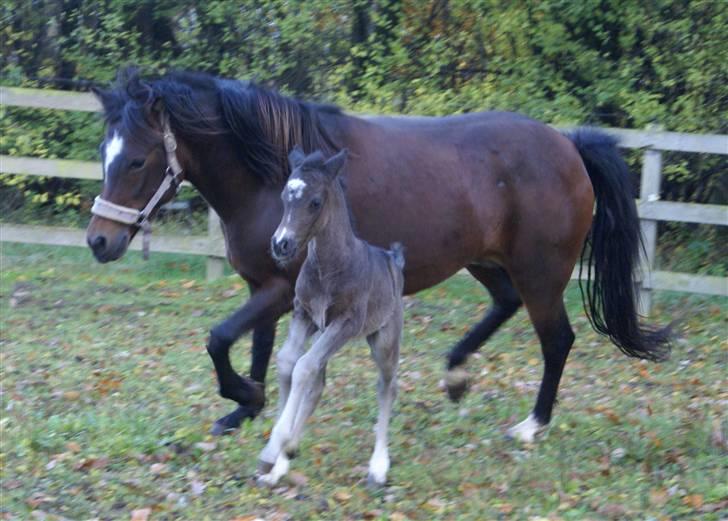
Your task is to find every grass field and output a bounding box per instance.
[1,243,726,521]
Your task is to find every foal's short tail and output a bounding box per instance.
[567,129,671,362]
[389,242,405,271]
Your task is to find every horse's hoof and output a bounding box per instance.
[257,459,274,475]
[210,405,258,436]
[505,414,547,444]
[444,367,469,402]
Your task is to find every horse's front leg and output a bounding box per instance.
[207,278,292,435]
[257,319,356,486]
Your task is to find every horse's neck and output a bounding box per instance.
[184,140,265,224]
[308,187,359,274]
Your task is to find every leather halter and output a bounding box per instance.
[90,112,184,259]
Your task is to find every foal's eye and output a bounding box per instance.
[309,198,322,211]
[129,158,146,170]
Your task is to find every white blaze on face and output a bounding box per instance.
[286,178,306,201]
[273,214,292,243]
[104,131,124,176]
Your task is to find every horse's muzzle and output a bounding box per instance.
[87,230,130,263]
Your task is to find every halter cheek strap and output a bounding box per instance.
[91,112,184,259]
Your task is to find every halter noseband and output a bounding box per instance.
[90,112,184,259]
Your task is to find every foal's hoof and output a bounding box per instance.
[255,472,279,488]
[210,405,259,436]
[257,459,274,475]
[366,473,387,490]
[444,367,469,402]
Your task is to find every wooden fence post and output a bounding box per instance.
[206,207,225,282]
[637,125,664,315]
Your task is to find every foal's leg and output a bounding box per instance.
[257,320,356,486]
[445,265,522,401]
[365,310,402,488]
[275,310,316,414]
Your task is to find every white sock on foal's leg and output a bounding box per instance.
[367,440,390,487]
[257,452,290,487]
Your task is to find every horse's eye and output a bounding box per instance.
[309,198,322,211]
[129,158,146,170]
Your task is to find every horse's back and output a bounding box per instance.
[341,110,593,290]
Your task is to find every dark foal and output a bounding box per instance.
[86,69,670,443]
[257,148,405,487]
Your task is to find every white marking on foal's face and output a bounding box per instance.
[273,226,288,243]
[286,178,306,200]
[104,131,124,176]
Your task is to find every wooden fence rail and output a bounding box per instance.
[1,87,726,309]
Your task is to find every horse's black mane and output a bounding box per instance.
[94,67,341,186]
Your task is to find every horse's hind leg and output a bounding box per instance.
[445,265,522,401]
[507,274,575,443]
[365,309,402,488]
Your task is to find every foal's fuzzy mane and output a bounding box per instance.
[94,67,341,186]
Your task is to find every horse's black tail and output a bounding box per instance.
[567,128,671,361]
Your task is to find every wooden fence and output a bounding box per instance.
[1,86,726,311]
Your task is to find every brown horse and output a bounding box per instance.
[86,69,670,440]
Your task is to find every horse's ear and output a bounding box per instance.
[324,148,348,178]
[90,86,114,112]
[288,146,306,169]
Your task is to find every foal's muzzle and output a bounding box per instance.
[271,236,296,264]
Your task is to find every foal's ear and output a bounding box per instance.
[288,146,306,169]
[324,149,348,178]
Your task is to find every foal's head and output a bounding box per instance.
[270,147,348,265]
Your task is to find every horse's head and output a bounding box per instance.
[86,72,186,262]
[271,147,348,265]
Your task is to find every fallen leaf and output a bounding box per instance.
[190,480,206,496]
[389,513,409,521]
[74,456,109,471]
[682,494,703,510]
[149,463,167,475]
[63,391,81,401]
[130,508,152,521]
[66,442,81,453]
[332,491,352,503]
[649,488,668,507]
[26,494,56,508]
[710,419,726,450]
[194,442,217,452]
[424,497,446,511]
[288,471,308,487]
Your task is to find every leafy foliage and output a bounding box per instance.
[1,1,726,214]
